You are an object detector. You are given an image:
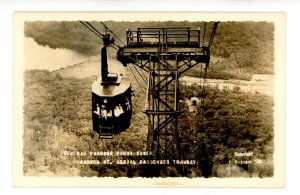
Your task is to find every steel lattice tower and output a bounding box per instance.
[117,27,211,161]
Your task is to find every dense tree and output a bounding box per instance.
[179,84,274,177]
[23,70,274,177]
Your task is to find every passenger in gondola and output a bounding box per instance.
[125,97,131,110]
[131,91,135,100]
[114,104,124,117]
[107,109,113,118]
[101,104,113,119]
[101,105,108,119]
[93,103,100,116]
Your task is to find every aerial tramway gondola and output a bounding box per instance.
[80,21,134,139]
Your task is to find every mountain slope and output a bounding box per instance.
[52,55,127,79]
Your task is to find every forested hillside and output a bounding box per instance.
[23,20,275,177]
[23,70,273,177]
[24,21,274,80]
[23,70,148,176]
[179,84,274,177]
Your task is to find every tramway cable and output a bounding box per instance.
[80,21,104,39]
[80,21,122,50]
[100,21,127,47]
[127,64,146,93]
[208,22,219,49]
[131,63,148,85]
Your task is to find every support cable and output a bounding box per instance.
[128,64,146,93]
[138,63,148,82]
[80,21,122,49]
[131,64,148,85]
[100,21,127,47]
[194,62,208,144]
[80,21,103,39]
[208,22,219,49]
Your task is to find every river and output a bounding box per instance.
[24,37,88,71]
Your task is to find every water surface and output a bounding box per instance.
[24,37,87,71]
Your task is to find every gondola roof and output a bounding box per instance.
[92,77,131,98]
